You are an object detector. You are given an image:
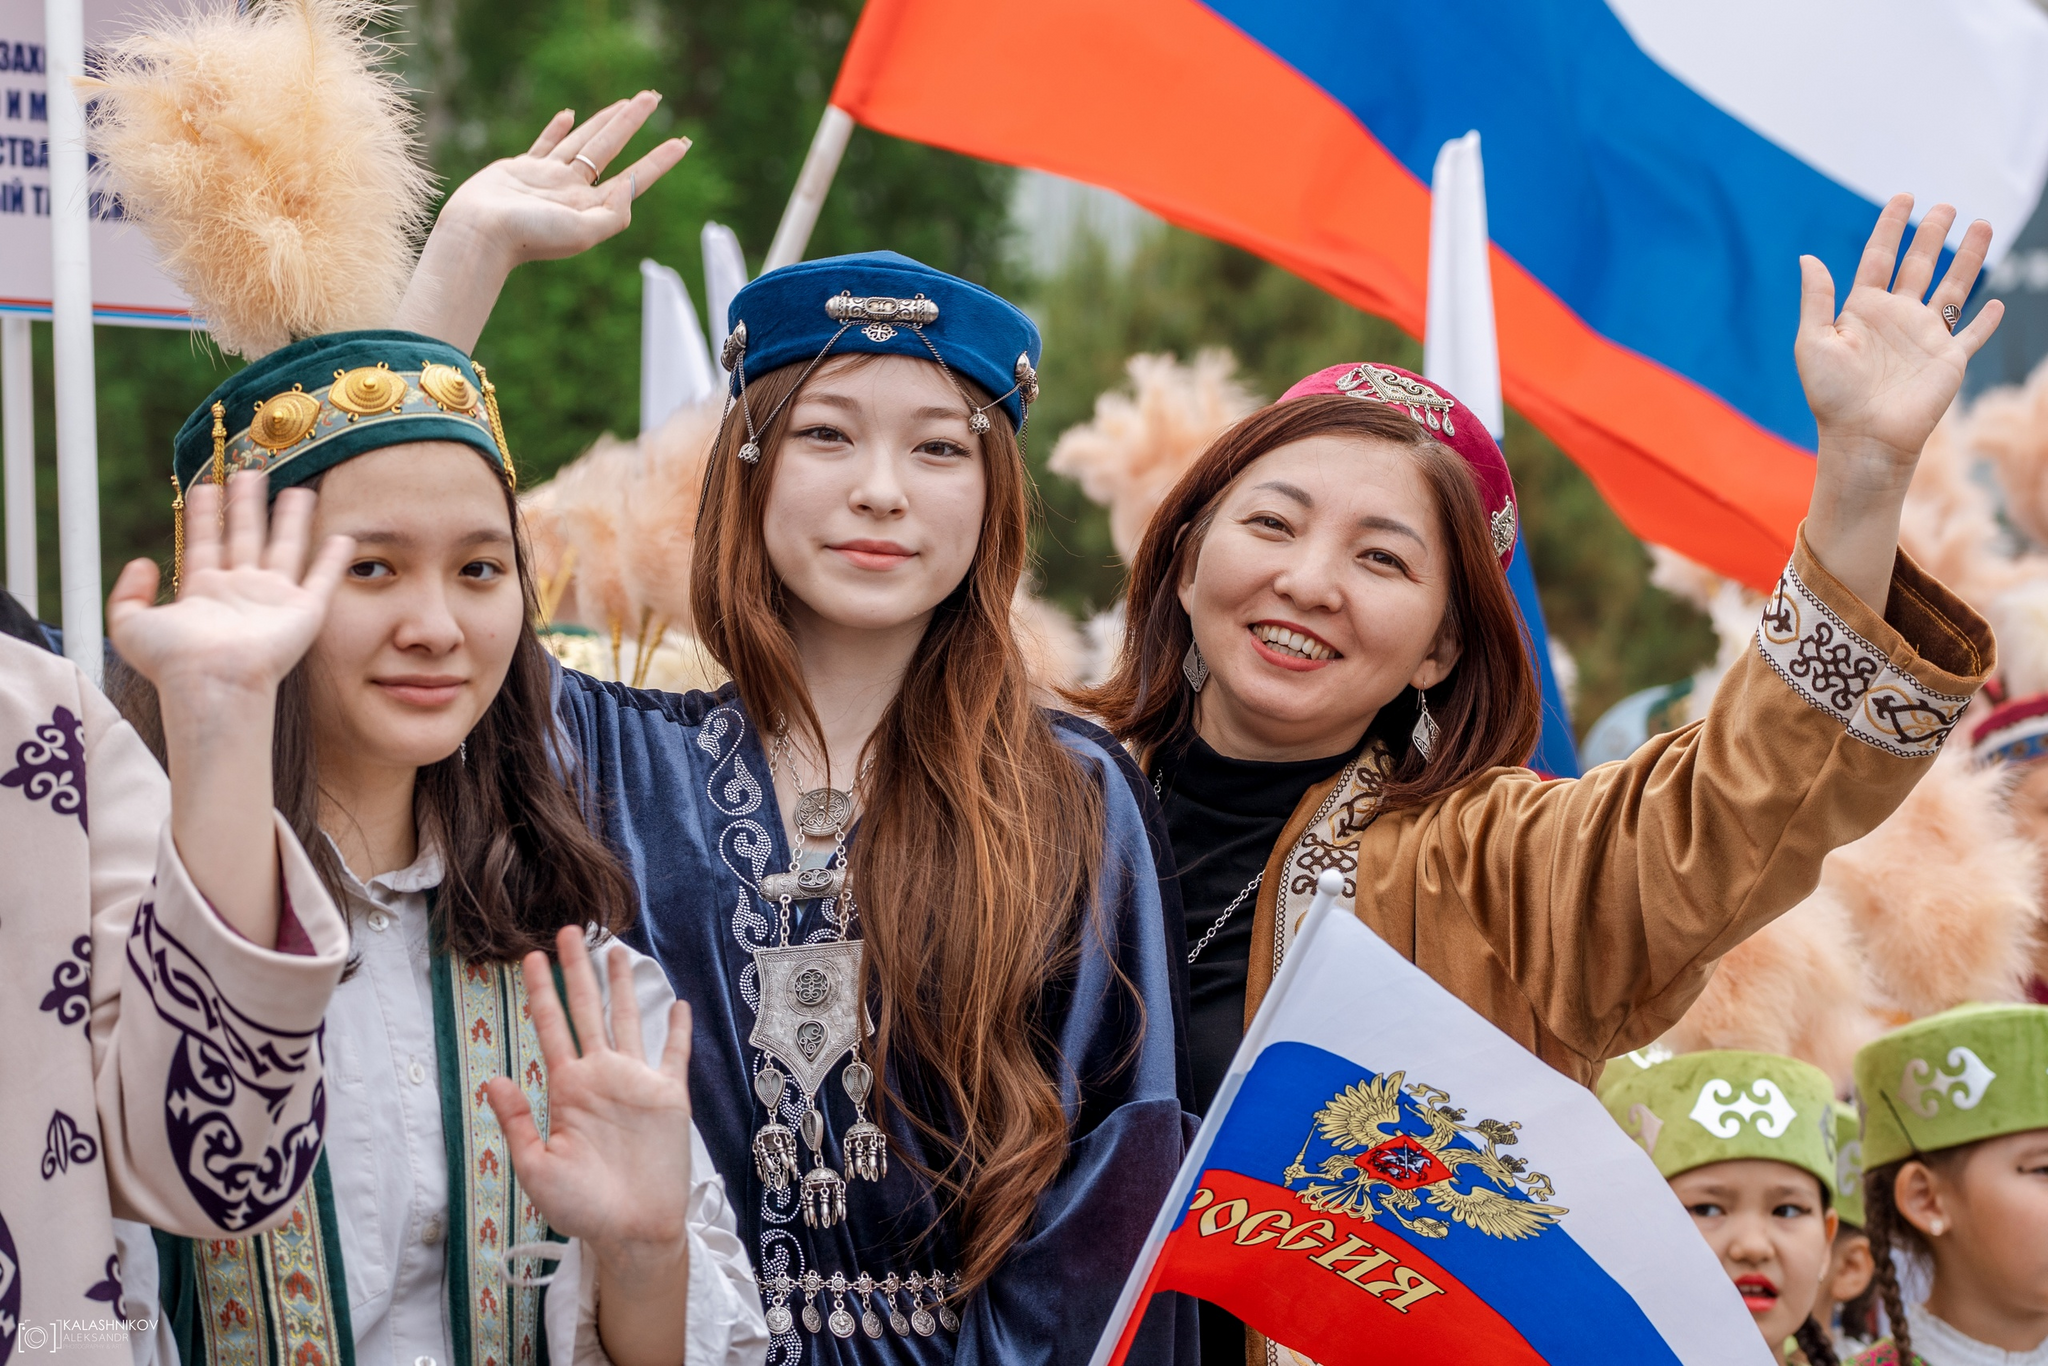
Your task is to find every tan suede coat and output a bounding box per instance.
[1240,532,1991,1089]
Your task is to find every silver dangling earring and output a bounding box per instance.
[1410,687,1438,760]
[458,740,468,765]
[1182,641,1209,693]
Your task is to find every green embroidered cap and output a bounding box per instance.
[1600,1049,1839,1197]
[1834,1106,1866,1228]
[1853,1002,2048,1170]
[172,329,509,501]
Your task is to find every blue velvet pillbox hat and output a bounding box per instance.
[173,329,507,498]
[724,251,1041,434]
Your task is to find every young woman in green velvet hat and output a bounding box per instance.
[85,6,766,1364]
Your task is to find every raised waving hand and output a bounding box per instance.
[106,473,352,943]
[397,93,691,353]
[1797,194,2004,609]
[485,928,697,1366]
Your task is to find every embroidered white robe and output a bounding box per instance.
[0,633,348,1366]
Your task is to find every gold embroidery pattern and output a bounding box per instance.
[454,961,550,1366]
[191,1183,340,1366]
[1756,563,1969,759]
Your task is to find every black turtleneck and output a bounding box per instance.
[1153,735,1353,1366]
[1154,736,1354,1114]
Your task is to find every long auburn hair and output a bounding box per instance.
[107,463,638,962]
[691,355,1107,1293]
[1073,394,1541,810]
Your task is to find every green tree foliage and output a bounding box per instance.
[4,0,1710,732]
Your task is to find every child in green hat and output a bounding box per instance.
[1849,1003,2048,1366]
[1817,1107,1879,1356]
[1604,1049,1845,1364]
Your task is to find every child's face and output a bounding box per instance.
[1812,1226,1874,1340]
[1668,1159,1837,1351]
[1902,1128,2048,1334]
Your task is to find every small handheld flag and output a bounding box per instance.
[1090,871,1773,1366]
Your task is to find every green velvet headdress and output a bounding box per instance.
[1853,1002,2048,1170]
[1600,1048,1840,1198]
[168,330,511,585]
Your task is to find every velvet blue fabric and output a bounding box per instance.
[725,252,1040,432]
[552,670,1197,1366]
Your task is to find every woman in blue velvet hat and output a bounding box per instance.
[86,11,765,1366]
[403,143,1195,1366]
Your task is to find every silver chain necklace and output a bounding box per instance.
[746,732,886,1228]
[1154,768,1266,966]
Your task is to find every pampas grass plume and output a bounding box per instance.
[84,0,434,358]
[1049,350,1261,560]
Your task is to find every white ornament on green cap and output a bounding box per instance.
[1601,1049,1840,1197]
[1853,1002,2048,1171]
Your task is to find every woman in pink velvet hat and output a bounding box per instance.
[1071,197,2005,1366]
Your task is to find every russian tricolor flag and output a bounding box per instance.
[1091,872,1772,1365]
[833,0,2048,590]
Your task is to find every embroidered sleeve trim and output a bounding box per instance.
[1756,563,1971,759]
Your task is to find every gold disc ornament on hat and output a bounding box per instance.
[249,387,321,451]
[418,361,480,414]
[329,364,408,417]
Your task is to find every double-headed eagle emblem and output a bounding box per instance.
[1282,1072,1567,1242]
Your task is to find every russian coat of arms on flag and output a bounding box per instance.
[1092,873,1775,1366]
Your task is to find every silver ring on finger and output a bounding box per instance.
[1942,302,1962,334]
[572,152,601,184]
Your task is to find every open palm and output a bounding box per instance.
[442,93,690,269]
[106,474,350,696]
[486,929,696,1258]
[1797,195,2004,472]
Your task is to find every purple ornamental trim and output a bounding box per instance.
[84,1256,122,1308]
[39,1111,99,1179]
[0,1208,19,1366]
[39,935,92,1035]
[1,705,87,832]
[128,900,326,1232]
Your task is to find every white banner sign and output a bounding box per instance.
[0,0,192,326]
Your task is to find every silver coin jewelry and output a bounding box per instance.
[764,1279,795,1337]
[937,1273,962,1332]
[854,1274,885,1339]
[800,1271,825,1334]
[884,1274,912,1334]
[746,732,887,1229]
[827,1272,858,1339]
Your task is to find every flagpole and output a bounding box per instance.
[45,0,103,679]
[761,105,854,273]
[3,315,34,616]
[1086,869,1348,1366]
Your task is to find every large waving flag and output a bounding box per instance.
[1092,872,1771,1365]
[832,0,2048,589]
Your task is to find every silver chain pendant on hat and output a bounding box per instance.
[747,732,887,1227]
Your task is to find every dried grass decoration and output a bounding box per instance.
[82,0,434,359]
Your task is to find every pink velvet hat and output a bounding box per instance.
[1279,362,1518,569]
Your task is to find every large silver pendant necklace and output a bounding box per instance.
[749,733,887,1228]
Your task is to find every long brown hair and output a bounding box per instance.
[1073,394,1541,811]
[107,468,637,962]
[691,355,1107,1292]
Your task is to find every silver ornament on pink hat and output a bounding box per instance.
[1279,362,1519,569]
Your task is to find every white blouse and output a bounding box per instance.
[1907,1305,2048,1366]
[318,842,767,1366]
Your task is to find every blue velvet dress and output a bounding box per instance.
[553,671,1198,1366]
